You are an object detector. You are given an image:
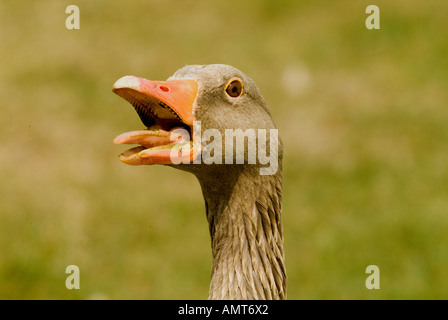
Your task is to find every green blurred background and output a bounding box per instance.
[1,0,447,299]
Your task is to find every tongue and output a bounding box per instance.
[113,127,189,148]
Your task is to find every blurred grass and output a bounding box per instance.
[1,0,447,299]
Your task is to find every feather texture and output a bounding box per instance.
[203,165,286,300]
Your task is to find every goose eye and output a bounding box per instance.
[225,79,243,98]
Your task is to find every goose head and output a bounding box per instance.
[113,64,281,178]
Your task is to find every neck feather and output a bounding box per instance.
[198,166,286,300]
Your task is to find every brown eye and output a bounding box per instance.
[225,79,243,98]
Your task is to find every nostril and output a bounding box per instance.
[159,85,170,92]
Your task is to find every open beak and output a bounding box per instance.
[112,76,199,165]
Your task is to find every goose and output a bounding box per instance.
[112,64,286,300]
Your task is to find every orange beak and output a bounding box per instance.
[112,76,198,126]
[112,76,199,165]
